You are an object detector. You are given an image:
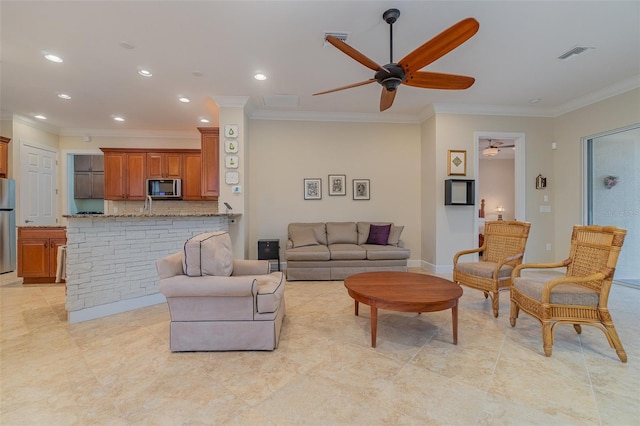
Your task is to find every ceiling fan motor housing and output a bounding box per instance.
[376,64,405,91]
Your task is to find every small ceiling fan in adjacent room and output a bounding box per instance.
[481,139,516,157]
[313,8,479,111]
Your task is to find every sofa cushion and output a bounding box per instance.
[291,227,319,248]
[285,245,331,261]
[183,231,233,277]
[361,244,411,260]
[366,224,392,245]
[328,244,366,260]
[514,278,599,306]
[289,222,328,246]
[357,222,395,245]
[326,222,357,245]
[387,225,404,247]
[455,261,513,279]
[256,272,286,314]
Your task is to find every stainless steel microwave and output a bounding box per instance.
[147,179,182,199]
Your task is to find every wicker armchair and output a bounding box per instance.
[510,225,627,362]
[453,221,531,317]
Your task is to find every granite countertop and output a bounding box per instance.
[63,213,238,218]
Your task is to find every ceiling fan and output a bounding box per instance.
[482,139,515,157]
[313,8,479,111]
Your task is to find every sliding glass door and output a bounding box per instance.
[586,125,640,286]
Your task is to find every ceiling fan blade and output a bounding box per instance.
[403,71,475,90]
[313,79,376,96]
[325,35,389,73]
[380,88,397,111]
[398,18,479,74]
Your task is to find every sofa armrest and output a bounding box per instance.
[159,275,257,298]
[156,252,184,279]
[232,259,270,276]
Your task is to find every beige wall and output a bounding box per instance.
[247,120,422,263]
[420,115,437,268]
[552,88,640,256]
[433,113,555,267]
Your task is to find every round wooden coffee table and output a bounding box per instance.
[344,271,463,348]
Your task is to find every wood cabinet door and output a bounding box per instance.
[17,238,49,277]
[165,153,182,178]
[74,155,92,172]
[74,172,92,198]
[0,140,8,177]
[147,153,164,178]
[92,172,104,199]
[182,153,202,200]
[198,128,220,198]
[126,153,147,199]
[103,152,127,200]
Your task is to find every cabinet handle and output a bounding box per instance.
[44,241,48,248]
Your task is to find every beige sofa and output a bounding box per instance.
[157,247,286,351]
[285,222,410,281]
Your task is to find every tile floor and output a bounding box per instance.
[1,269,639,425]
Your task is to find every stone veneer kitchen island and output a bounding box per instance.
[63,213,232,323]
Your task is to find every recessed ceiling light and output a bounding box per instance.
[34,114,47,120]
[138,69,152,77]
[199,118,210,123]
[178,97,191,103]
[44,54,63,63]
[254,73,267,81]
[529,98,541,104]
[58,93,71,100]
[113,116,125,122]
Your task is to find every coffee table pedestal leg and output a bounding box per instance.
[452,302,458,345]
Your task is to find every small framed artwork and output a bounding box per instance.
[304,178,322,200]
[225,171,239,184]
[224,124,238,138]
[224,140,239,153]
[352,179,370,200]
[225,155,239,168]
[328,174,346,196]
[447,150,467,176]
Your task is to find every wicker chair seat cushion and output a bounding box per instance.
[456,261,513,279]
[514,278,599,306]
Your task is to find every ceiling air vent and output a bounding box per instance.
[558,46,594,60]
[323,32,348,47]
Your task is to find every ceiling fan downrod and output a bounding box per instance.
[383,8,400,64]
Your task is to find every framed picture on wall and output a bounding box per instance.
[352,179,370,200]
[328,174,346,196]
[304,178,322,200]
[447,150,467,176]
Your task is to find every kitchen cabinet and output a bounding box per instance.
[101,149,147,200]
[17,227,67,284]
[183,153,209,200]
[147,152,182,178]
[0,136,10,178]
[74,155,104,199]
[198,127,220,198]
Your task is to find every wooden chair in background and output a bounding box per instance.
[453,220,531,317]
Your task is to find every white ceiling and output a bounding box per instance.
[1,1,639,134]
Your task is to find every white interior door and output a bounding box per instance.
[20,141,58,226]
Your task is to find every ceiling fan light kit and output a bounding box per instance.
[314,8,479,111]
[482,147,499,157]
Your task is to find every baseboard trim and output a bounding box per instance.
[68,293,166,323]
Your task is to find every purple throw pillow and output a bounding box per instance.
[366,224,391,245]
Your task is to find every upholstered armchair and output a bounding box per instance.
[157,232,286,351]
[510,225,627,362]
[453,220,531,317]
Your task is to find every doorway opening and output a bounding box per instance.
[474,132,526,253]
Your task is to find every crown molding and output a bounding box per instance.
[431,103,553,117]
[550,75,640,117]
[248,108,421,124]
[212,96,250,108]
[12,114,61,134]
[58,128,200,139]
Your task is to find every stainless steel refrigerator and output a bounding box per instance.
[0,178,16,274]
